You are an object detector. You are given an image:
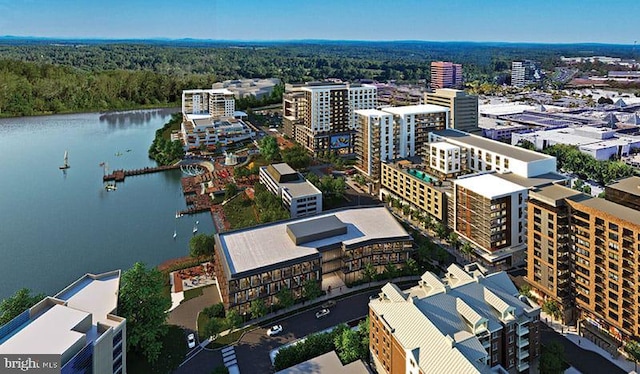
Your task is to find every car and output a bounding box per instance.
[187,333,196,349]
[267,324,283,336]
[315,308,330,319]
[321,300,336,309]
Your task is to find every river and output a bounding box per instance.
[0,109,215,300]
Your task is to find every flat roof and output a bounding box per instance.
[56,271,120,323]
[606,176,640,197]
[281,179,322,198]
[275,351,369,374]
[574,197,640,225]
[430,141,460,151]
[529,184,588,206]
[455,173,527,198]
[495,172,568,189]
[354,108,392,116]
[217,207,411,278]
[431,129,552,162]
[287,216,347,245]
[381,104,449,116]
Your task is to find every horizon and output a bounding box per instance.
[0,0,638,44]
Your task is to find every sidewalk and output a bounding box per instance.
[540,311,636,373]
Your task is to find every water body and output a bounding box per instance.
[0,109,215,300]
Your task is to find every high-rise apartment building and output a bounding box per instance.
[431,61,463,89]
[0,271,127,374]
[354,105,449,180]
[511,61,543,88]
[369,264,540,374]
[526,177,640,352]
[282,82,376,155]
[182,88,235,118]
[424,89,479,133]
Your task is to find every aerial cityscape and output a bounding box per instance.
[2,1,640,374]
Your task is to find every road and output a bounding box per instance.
[173,290,378,374]
[540,324,625,374]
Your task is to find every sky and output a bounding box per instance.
[0,0,638,44]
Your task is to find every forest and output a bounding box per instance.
[0,39,635,117]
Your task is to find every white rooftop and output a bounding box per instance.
[455,173,527,198]
[479,103,537,116]
[218,207,410,277]
[58,273,120,324]
[354,108,392,117]
[381,104,449,116]
[430,141,460,151]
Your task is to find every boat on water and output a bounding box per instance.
[59,151,70,170]
[193,222,198,234]
[105,183,117,191]
[173,230,177,239]
[175,211,184,219]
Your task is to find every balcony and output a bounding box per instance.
[517,336,530,348]
[517,324,530,336]
[518,361,530,372]
[518,349,530,360]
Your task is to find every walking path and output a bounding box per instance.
[540,311,636,373]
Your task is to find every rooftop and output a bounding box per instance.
[573,197,640,226]
[529,184,588,206]
[606,176,640,197]
[382,104,450,116]
[217,207,411,279]
[431,129,552,162]
[455,173,527,198]
[354,108,392,117]
[495,172,568,189]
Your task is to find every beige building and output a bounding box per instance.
[425,89,479,133]
[259,163,322,218]
[369,264,540,374]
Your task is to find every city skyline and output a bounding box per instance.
[0,0,638,44]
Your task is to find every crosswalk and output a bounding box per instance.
[221,346,239,373]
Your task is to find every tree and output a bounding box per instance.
[625,340,640,373]
[224,183,238,201]
[281,144,311,169]
[225,310,242,331]
[204,303,226,319]
[461,241,474,261]
[119,262,172,363]
[0,288,46,325]
[402,205,411,217]
[259,136,280,162]
[189,234,215,258]
[435,222,449,240]
[542,299,562,321]
[448,232,459,250]
[204,317,222,339]
[303,279,323,301]
[362,262,377,284]
[250,299,267,319]
[539,341,566,374]
[404,258,419,276]
[276,288,295,309]
[519,284,533,298]
[334,326,363,364]
[382,264,399,280]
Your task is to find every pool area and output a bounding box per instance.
[407,169,438,183]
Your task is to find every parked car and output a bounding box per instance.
[267,325,283,336]
[315,308,330,319]
[321,300,336,309]
[187,333,196,349]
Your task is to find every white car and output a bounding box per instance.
[315,308,330,319]
[267,325,283,336]
[187,333,196,349]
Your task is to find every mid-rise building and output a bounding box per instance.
[431,61,463,89]
[282,82,377,155]
[526,177,640,352]
[259,163,322,218]
[369,264,540,374]
[355,105,449,180]
[213,207,413,312]
[425,89,479,133]
[0,271,127,374]
[454,174,529,265]
[511,61,543,88]
[182,88,235,118]
[604,176,640,211]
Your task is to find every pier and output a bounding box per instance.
[103,164,180,182]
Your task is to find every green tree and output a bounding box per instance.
[281,144,311,169]
[461,241,474,261]
[519,284,533,298]
[250,299,267,319]
[259,136,280,162]
[303,279,323,301]
[625,340,640,373]
[0,288,46,325]
[276,288,295,309]
[362,262,377,284]
[204,317,222,339]
[404,258,419,276]
[225,310,242,331]
[382,264,399,280]
[542,299,562,321]
[334,325,363,364]
[189,234,215,258]
[402,205,411,217]
[119,262,172,363]
[203,303,226,319]
[224,183,238,201]
[435,222,449,240]
[448,232,459,250]
[539,341,566,374]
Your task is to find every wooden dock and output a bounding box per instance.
[103,164,180,182]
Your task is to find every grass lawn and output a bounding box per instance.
[222,195,259,229]
[127,324,188,374]
[207,328,250,349]
[182,286,204,302]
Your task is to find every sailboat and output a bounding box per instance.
[173,229,177,239]
[59,151,70,169]
[192,221,199,234]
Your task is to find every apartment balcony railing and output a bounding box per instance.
[517,336,530,348]
[517,361,530,372]
[517,324,529,336]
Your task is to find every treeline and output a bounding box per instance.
[148,113,185,165]
[0,59,215,117]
